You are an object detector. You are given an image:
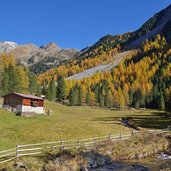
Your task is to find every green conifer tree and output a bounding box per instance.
[86,90,91,106]
[1,70,9,95]
[8,65,21,93]
[57,76,65,101]
[99,94,105,107]
[159,92,165,110]
[29,74,38,94]
[46,86,51,100]
[133,89,142,109]
[50,80,56,101]
[69,88,76,106]
[94,85,99,103]
[78,86,83,106]
[36,84,42,96]
[105,91,113,108]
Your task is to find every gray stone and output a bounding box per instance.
[14,161,27,169]
[80,166,89,171]
[106,151,112,155]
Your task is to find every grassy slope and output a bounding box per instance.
[0,100,168,150]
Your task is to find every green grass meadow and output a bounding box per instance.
[0,100,170,150]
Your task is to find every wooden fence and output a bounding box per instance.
[0,129,169,164]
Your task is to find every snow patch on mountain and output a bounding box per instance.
[0,41,18,52]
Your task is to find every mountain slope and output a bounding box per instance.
[77,33,132,59]
[30,46,78,73]
[37,4,171,85]
[66,50,134,80]
[124,4,171,49]
[64,30,171,109]
[77,4,171,60]
[65,4,171,80]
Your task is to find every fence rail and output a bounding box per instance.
[0,128,169,164]
[0,148,16,164]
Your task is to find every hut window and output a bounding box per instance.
[31,100,37,107]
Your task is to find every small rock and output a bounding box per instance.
[48,110,53,116]
[14,161,27,169]
[54,158,60,167]
[106,151,112,155]
[80,166,89,171]
[0,168,8,171]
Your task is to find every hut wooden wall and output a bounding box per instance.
[3,94,22,107]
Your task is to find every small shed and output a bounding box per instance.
[3,92,44,115]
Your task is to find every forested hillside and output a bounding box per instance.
[0,54,41,96]
[37,34,171,111]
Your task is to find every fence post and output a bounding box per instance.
[16,144,18,162]
[108,134,111,141]
[60,140,64,153]
[77,138,80,149]
[94,135,96,145]
[132,130,134,136]
[120,133,122,139]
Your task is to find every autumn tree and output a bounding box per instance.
[17,66,29,93]
[117,87,125,109]
[90,91,96,106]
[0,64,3,96]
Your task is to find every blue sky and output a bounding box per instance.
[0,0,171,49]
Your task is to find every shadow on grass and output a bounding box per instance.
[93,111,171,130]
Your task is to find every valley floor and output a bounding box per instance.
[0,100,170,150]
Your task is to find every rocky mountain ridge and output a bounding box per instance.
[0,41,79,73]
[0,41,18,52]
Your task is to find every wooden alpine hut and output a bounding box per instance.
[3,92,44,115]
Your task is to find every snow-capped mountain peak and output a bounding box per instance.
[0,41,18,52]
